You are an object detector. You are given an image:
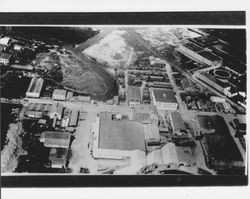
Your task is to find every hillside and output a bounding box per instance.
[82,29,140,71]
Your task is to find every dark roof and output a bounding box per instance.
[198,115,243,163]
[181,77,195,90]
[198,51,221,62]
[0,52,12,59]
[196,115,215,130]
[152,89,177,103]
[128,86,141,102]
[99,118,145,151]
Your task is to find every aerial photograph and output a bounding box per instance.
[0,26,246,175]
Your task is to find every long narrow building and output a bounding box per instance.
[26,76,44,98]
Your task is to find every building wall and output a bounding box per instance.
[52,94,66,101]
[153,101,178,111]
[26,92,40,98]
[129,101,140,108]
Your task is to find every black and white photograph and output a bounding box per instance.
[0,10,248,190]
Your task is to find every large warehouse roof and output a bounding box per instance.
[152,88,177,103]
[98,117,145,152]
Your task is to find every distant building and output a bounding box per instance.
[210,96,226,103]
[133,104,159,124]
[196,72,231,95]
[24,103,51,118]
[92,112,145,160]
[113,95,119,105]
[177,44,222,67]
[151,88,178,111]
[40,131,71,148]
[0,44,6,52]
[68,109,79,127]
[66,91,73,101]
[118,86,126,101]
[78,96,91,103]
[142,87,151,103]
[181,77,196,93]
[161,143,195,167]
[50,102,64,120]
[26,77,44,98]
[10,64,34,71]
[149,56,166,68]
[61,116,70,128]
[148,81,173,89]
[0,37,12,46]
[52,89,67,101]
[195,115,244,171]
[13,44,24,52]
[49,148,69,169]
[127,86,141,108]
[0,52,12,66]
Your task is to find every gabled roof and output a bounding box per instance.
[41,131,71,148]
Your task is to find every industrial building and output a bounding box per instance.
[68,109,79,127]
[151,88,178,111]
[133,104,159,124]
[181,77,196,93]
[0,52,12,66]
[169,112,186,136]
[149,56,166,68]
[13,44,24,52]
[92,112,145,160]
[40,131,71,148]
[24,103,51,118]
[148,81,173,89]
[177,44,222,67]
[127,86,141,108]
[66,91,73,101]
[161,143,196,167]
[195,115,244,171]
[146,143,196,167]
[26,76,44,98]
[196,72,231,95]
[50,102,64,120]
[52,89,67,101]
